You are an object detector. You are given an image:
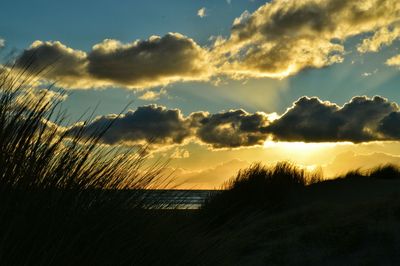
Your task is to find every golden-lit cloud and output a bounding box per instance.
[16,88,67,110]
[213,0,400,79]
[386,54,400,67]
[358,25,400,53]
[138,89,167,101]
[170,148,190,159]
[170,159,250,189]
[323,151,400,177]
[15,33,212,89]
[197,7,206,18]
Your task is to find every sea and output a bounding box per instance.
[142,189,220,209]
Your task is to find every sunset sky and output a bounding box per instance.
[2,0,400,188]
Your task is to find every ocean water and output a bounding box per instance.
[142,190,220,209]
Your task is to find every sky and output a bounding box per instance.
[2,0,400,188]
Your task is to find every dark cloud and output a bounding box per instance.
[87,33,210,88]
[67,107,272,149]
[67,105,193,145]
[66,96,400,149]
[378,112,400,139]
[14,34,211,89]
[267,97,342,142]
[267,96,399,142]
[15,41,88,87]
[196,109,270,148]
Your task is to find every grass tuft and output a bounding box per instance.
[201,162,322,222]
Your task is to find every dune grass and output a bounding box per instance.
[0,62,174,264]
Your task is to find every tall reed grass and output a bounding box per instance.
[0,62,170,264]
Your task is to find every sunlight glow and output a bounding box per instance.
[263,139,353,153]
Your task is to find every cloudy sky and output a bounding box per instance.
[2,0,400,188]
